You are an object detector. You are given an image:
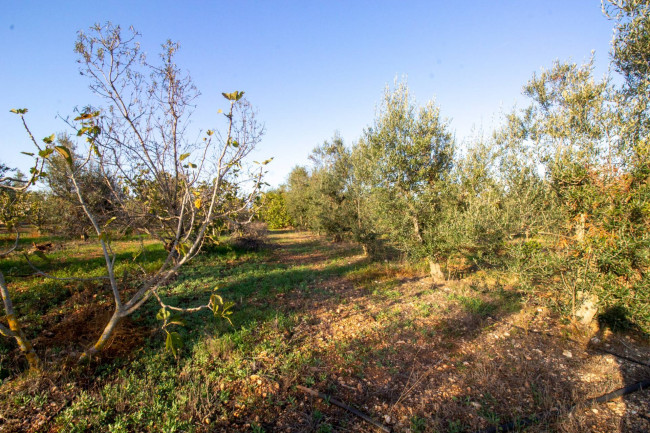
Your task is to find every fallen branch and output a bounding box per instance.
[296,384,391,432]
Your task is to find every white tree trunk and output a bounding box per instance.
[428,259,445,282]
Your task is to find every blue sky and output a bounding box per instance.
[1,1,615,187]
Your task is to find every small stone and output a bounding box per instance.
[471,402,482,410]
[384,415,392,424]
[562,350,573,358]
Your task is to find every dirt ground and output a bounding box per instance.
[1,231,648,432]
[260,232,650,433]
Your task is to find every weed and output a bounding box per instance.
[447,419,465,433]
[410,415,427,433]
[317,423,333,433]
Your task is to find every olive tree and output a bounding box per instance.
[259,189,292,229]
[306,134,357,241]
[284,166,313,230]
[359,82,455,280]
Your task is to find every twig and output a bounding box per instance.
[296,385,391,432]
[392,349,437,408]
[0,229,20,258]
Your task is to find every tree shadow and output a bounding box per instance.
[594,306,650,433]
[3,231,648,432]
[175,232,648,432]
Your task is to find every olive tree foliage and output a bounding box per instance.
[1,161,45,370]
[284,166,314,230]
[500,53,649,328]
[259,189,292,229]
[356,82,455,280]
[283,134,361,242]
[4,23,265,364]
[601,0,650,328]
[43,135,121,237]
[0,170,29,232]
[604,0,650,171]
[306,135,357,241]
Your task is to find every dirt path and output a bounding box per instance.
[257,231,650,432]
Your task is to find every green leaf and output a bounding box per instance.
[91,143,102,158]
[222,91,237,101]
[74,111,100,121]
[176,242,189,256]
[10,108,28,114]
[262,158,274,165]
[165,331,183,356]
[98,232,110,243]
[187,162,197,169]
[43,134,56,144]
[156,308,171,321]
[54,145,73,166]
[20,152,35,157]
[210,294,224,307]
[38,148,54,158]
[104,216,117,227]
[221,91,245,101]
[168,315,185,327]
[179,153,190,161]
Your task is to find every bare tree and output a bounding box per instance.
[5,23,266,363]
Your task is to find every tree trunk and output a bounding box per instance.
[576,213,586,243]
[428,258,445,282]
[80,309,123,361]
[6,314,40,371]
[0,272,41,371]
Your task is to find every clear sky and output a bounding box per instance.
[1,1,616,188]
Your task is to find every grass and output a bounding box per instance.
[0,231,647,432]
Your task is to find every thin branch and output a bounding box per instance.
[0,230,20,258]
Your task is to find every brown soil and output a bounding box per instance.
[2,232,648,432]
[242,232,650,433]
